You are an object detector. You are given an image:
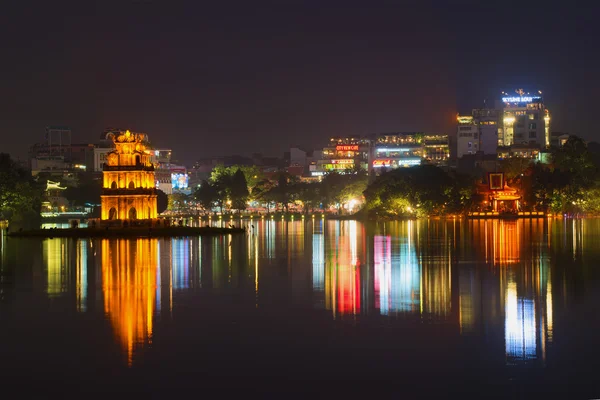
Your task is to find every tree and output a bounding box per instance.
[157,189,168,214]
[0,153,43,230]
[499,157,531,183]
[211,164,264,194]
[293,181,321,213]
[230,169,249,212]
[320,172,346,211]
[167,193,189,213]
[546,136,599,214]
[363,166,457,217]
[63,172,102,207]
[339,176,368,206]
[194,180,218,213]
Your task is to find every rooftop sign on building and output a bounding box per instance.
[501,96,542,103]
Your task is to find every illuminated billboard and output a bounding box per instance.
[330,159,354,164]
[171,173,189,189]
[336,145,359,151]
[372,159,392,168]
[372,158,421,168]
[323,163,353,170]
[502,96,541,103]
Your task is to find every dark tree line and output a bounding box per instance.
[0,154,43,230]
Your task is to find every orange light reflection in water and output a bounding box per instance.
[102,239,158,366]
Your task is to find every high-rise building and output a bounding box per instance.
[456,109,501,159]
[456,116,479,158]
[311,137,370,177]
[472,108,500,154]
[498,90,550,148]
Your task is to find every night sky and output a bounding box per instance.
[1,1,598,165]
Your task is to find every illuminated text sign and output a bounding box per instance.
[330,159,354,164]
[376,148,410,152]
[323,163,353,170]
[372,159,392,167]
[502,96,541,103]
[336,145,359,151]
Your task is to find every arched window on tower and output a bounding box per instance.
[128,181,135,189]
[111,181,117,189]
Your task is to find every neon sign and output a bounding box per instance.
[372,159,392,167]
[330,159,354,164]
[376,148,411,152]
[324,163,353,170]
[502,96,541,103]
[336,145,359,151]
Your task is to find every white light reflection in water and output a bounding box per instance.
[171,238,190,290]
[374,223,421,316]
[374,235,391,315]
[312,233,325,291]
[505,281,537,363]
[395,222,420,314]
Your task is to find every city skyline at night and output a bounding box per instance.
[2,2,599,165]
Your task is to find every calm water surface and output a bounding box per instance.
[1,219,600,397]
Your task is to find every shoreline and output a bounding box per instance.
[7,226,245,239]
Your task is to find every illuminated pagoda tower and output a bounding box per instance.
[101,130,157,220]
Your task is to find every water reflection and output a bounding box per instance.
[101,239,158,366]
[76,239,88,312]
[3,217,598,376]
[44,239,70,296]
[465,219,553,365]
[325,221,363,317]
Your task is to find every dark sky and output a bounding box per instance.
[1,1,599,165]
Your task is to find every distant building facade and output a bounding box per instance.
[499,90,550,148]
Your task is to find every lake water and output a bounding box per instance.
[1,219,600,397]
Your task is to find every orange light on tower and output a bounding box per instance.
[101,130,157,221]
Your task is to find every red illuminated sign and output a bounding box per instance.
[336,145,359,151]
[372,159,392,167]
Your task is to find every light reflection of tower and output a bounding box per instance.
[102,239,158,366]
[76,239,88,312]
[44,239,70,296]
